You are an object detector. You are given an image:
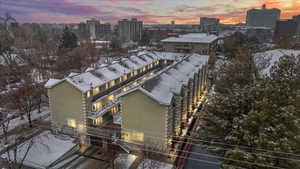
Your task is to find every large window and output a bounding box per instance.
[108,95,114,101]
[122,75,128,81]
[67,119,76,128]
[93,87,100,95]
[109,80,115,88]
[124,132,144,142]
[93,117,103,125]
[93,102,102,111]
[87,91,91,98]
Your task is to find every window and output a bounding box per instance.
[182,114,187,121]
[87,91,91,98]
[111,106,119,114]
[124,132,144,142]
[67,119,76,128]
[123,75,128,81]
[109,80,115,87]
[108,95,114,101]
[123,87,128,92]
[93,102,102,111]
[131,132,144,141]
[100,85,106,92]
[93,88,100,95]
[78,124,85,133]
[93,117,103,125]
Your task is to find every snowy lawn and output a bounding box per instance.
[137,159,174,169]
[1,131,77,169]
[0,106,50,136]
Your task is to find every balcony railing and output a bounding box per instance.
[88,100,120,120]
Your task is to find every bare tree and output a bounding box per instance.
[7,81,43,128]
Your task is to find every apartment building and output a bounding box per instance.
[200,17,220,32]
[78,19,111,41]
[246,4,281,28]
[161,33,218,54]
[118,18,143,42]
[45,51,183,145]
[119,54,209,152]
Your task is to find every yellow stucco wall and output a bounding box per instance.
[48,81,86,132]
[121,90,167,148]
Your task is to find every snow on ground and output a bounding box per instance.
[1,131,76,169]
[254,49,300,75]
[0,107,50,136]
[114,153,137,169]
[64,157,107,169]
[137,159,174,169]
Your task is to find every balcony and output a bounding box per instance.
[88,100,120,120]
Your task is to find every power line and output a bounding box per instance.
[85,126,300,164]
[85,125,300,159]
[81,131,288,169]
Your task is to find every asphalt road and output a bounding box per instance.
[183,144,220,169]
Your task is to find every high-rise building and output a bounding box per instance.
[274,19,298,41]
[246,4,280,28]
[118,18,143,42]
[77,19,111,41]
[86,19,100,40]
[293,15,300,34]
[200,17,220,32]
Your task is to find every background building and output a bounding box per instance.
[78,19,111,41]
[246,4,280,28]
[293,15,300,34]
[274,18,299,41]
[118,18,143,42]
[161,33,218,54]
[200,17,220,32]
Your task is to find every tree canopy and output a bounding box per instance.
[58,27,78,50]
[200,52,300,169]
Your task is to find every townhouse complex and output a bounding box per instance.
[45,51,209,154]
[120,54,209,153]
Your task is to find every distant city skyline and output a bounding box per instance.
[0,0,299,24]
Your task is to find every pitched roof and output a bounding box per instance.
[121,53,209,105]
[45,51,185,93]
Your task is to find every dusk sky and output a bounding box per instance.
[0,0,299,24]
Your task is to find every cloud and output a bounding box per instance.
[0,0,299,24]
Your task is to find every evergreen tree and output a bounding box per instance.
[111,36,121,49]
[223,32,259,59]
[140,31,150,46]
[58,27,78,50]
[199,53,300,169]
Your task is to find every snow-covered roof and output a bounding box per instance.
[120,54,209,105]
[161,33,218,44]
[1,131,77,169]
[137,159,174,169]
[45,79,63,88]
[45,51,185,93]
[0,53,25,66]
[255,49,300,75]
